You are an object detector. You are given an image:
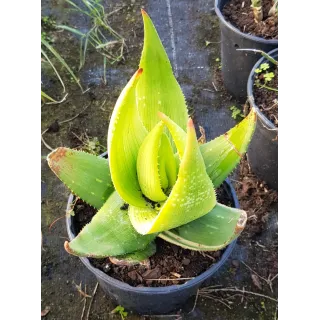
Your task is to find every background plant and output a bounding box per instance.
[47,10,257,263]
[251,0,278,23]
[254,58,277,92]
[230,106,245,120]
[41,37,82,103]
[57,0,125,84]
[111,306,128,320]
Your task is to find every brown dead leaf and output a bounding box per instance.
[109,257,150,268]
[41,306,50,317]
[142,267,161,280]
[251,274,262,290]
[73,281,92,298]
[170,272,181,278]
[197,126,206,144]
[128,270,138,281]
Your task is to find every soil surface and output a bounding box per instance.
[42,0,278,318]
[222,0,278,39]
[72,186,231,287]
[253,66,278,126]
[235,156,278,239]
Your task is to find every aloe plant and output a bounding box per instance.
[47,10,257,262]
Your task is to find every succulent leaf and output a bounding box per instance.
[159,109,256,188]
[200,109,257,187]
[137,10,188,148]
[47,11,256,260]
[159,203,247,251]
[64,191,157,258]
[158,111,187,159]
[109,241,156,266]
[137,121,167,202]
[107,69,148,207]
[159,133,177,189]
[47,147,114,209]
[129,118,216,235]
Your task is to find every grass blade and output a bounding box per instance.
[41,48,66,92]
[56,25,85,37]
[41,90,57,103]
[41,38,83,91]
[103,56,107,85]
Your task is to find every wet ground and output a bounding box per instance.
[41,0,278,319]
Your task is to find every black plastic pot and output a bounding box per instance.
[246,48,278,190]
[214,0,278,101]
[65,155,240,314]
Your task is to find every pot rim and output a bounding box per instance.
[247,48,278,130]
[214,0,278,45]
[66,152,239,294]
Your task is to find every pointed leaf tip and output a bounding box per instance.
[158,111,165,119]
[64,241,73,255]
[47,147,114,209]
[235,210,247,234]
[47,147,67,173]
[159,204,247,251]
[141,8,148,16]
[137,11,188,137]
[187,118,194,128]
[137,68,143,77]
[131,68,143,86]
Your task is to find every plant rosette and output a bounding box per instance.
[66,171,241,314]
[47,10,257,314]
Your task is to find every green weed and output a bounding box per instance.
[57,0,125,82]
[111,305,128,320]
[230,106,245,120]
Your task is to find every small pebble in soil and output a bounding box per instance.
[47,119,60,133]
[232,260,240,268]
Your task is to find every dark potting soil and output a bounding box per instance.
[235,156,278,237]
[72,185,232,287]
[253,66,278,127]
[222,0,278,40]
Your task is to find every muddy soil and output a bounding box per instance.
[41,0,278,319]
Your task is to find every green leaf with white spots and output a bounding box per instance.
[107,69,148,207]
[200,108,257,187]
[64,191,157,258]
[137,121,167,202]
[47,147,114,209]
[109,241,156,266]
[158,112,187,159]
[159,109,256,188]
[159,133,177,189]
[136,10,188,148]
[47,10,256,260]
[129,118,216,235]
[159,203,247,251]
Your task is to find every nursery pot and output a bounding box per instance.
[66,152,240,314]
[214,0,278,101]
[246,48,278,190]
